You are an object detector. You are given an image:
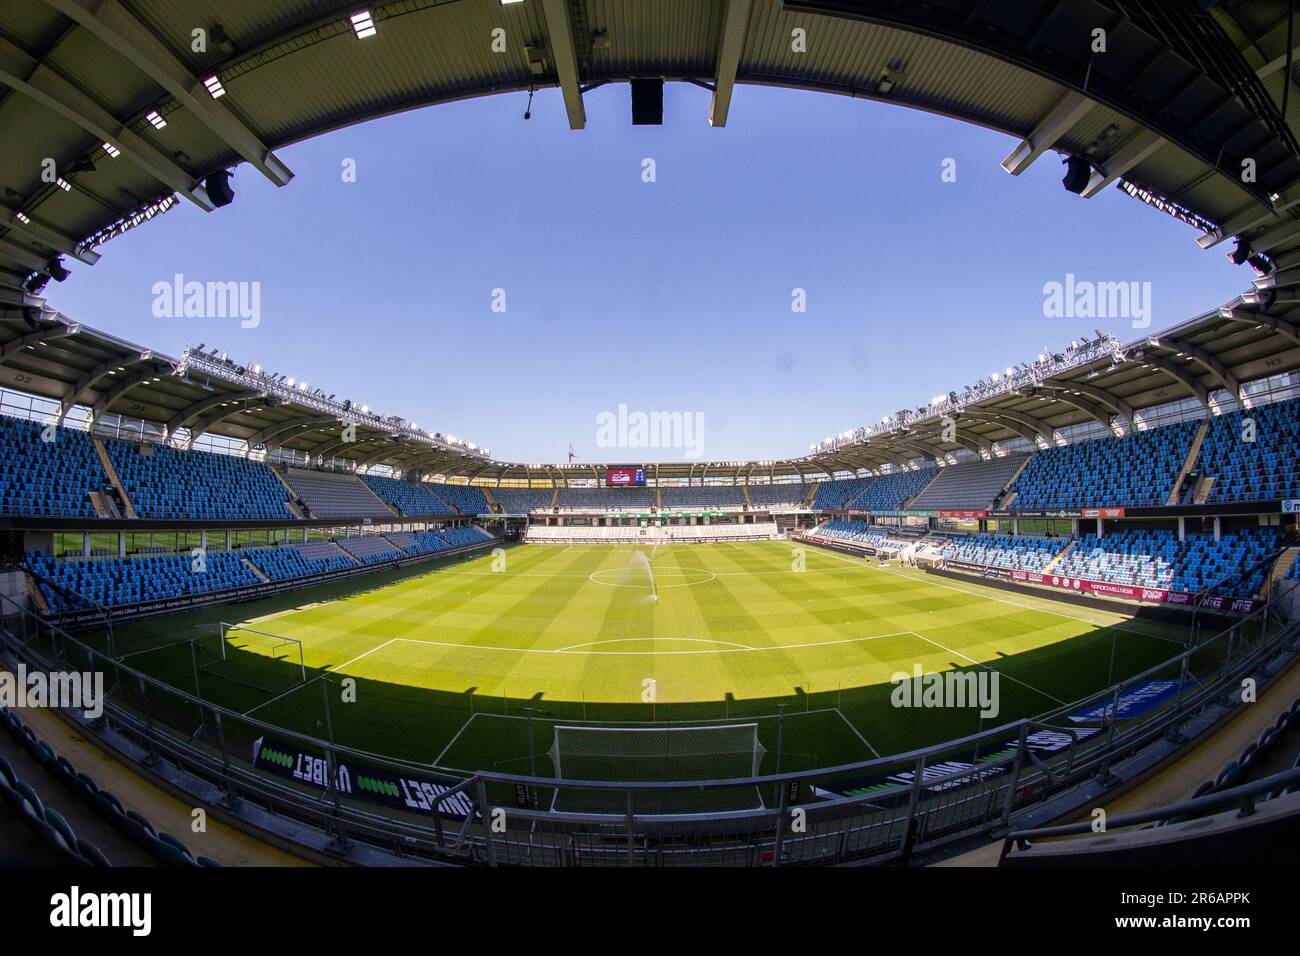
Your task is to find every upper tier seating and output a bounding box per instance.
[336,534,403,565]
[107,440,293,521]
[939,533,1062,572]
[909,456,1028,512]
[811,477,876,510]
[494,488,555,513]
[556,487,656,511]
[0,415,106,518]
[658,486,747,510]
[29,550,262,612]
[1196,398,1300,503]
[430,484,489,515]
[1008,421,1198,509]
[360,474,454,516]
[744,483,811,509]
[850,467,939,512]
[284,468,394,519]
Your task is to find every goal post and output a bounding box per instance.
[193,623,307,695]
[549,722,766,783]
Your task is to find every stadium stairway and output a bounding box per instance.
[938,651,1300,867]
[241,557,270,583]
[1167,420,1210,505]
[803,483,819,509]
[359,477,398,516]
[1040,539,1076,574]
[91,434,136,518]
[1267,547,1300,593]
[901,469,944,510]
[482,486,497,511]
[0,683,309,866]
[1194,474,1216,504]
[656,486,662,511]
[268,467,309,517]
[742,485,753,509]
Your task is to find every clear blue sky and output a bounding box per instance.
[49,82,1249,464]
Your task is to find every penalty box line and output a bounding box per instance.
[240,637,399,717]
[905,630,1065,706]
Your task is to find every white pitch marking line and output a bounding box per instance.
[389,631,912,657]
[810,544,1168,638]
[433,711,480,767]
[554,637,756,652]
[906,630,1065,706]
[241,637,398,716]
[832,707,880,759]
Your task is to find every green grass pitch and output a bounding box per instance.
[106,540,1196,781]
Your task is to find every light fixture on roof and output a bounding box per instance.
[55,178,72,192]
[145,110,167,130]
[101,142,121,158]
[350,10,377,38]
[203,75,226,98]
[15,211,30,225]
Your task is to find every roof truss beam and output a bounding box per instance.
[709,0,752,127]
[0,33,214,210]
[0,202,98,264]
[1082,130,1165,198]
[0,323,78,365]
[90,363,171,417]
[1001,90,1094,174]
[43,0,294,187]
[58,349,151,423]
[540,0,585,129]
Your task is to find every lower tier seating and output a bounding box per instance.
[939,533,1063,572]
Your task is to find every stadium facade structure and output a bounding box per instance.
[2,0,1300,865]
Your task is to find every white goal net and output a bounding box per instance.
[549,723,765,783]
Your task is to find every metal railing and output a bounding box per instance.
[0,580,1296,867]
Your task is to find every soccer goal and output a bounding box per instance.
[194,623,307,695]
[547,722,767,814]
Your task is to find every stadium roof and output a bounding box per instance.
[5,1,1300,480]
[6,0,1300,300]
[1,298,1296,481]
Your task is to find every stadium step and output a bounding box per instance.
[902,470,943,510]
[1041,538,1076,574]
[91,435,137,518]
[21,572,51,616]
[269,467,312,517]
[358,476,399,516]
[1194,475,1217,504]
[840,476,880,510]
[87,490,114,518]
[1167,419,1209,505]
[803,482,818,508]
[549,486,560,510]
[1266,547,1299,593]
[656,486,663,511]
[741,485,753,509]
[241,558,270,584]
[481,486,497,512]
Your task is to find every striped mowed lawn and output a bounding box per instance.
[113,540,1190,775]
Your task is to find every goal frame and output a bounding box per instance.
[201,622,307,684]
[548,722,765,782]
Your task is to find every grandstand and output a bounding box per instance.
[283,468,394,520]
[908,456,1029,512]
[3,0,1300,884]
[360,474,454,516]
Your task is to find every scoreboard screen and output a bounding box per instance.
[606,467,646,487]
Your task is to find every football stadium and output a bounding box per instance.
[1,1,1299,902]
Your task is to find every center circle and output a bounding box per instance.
[589,566,717,589]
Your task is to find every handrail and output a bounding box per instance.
[1000,764,1300,861]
